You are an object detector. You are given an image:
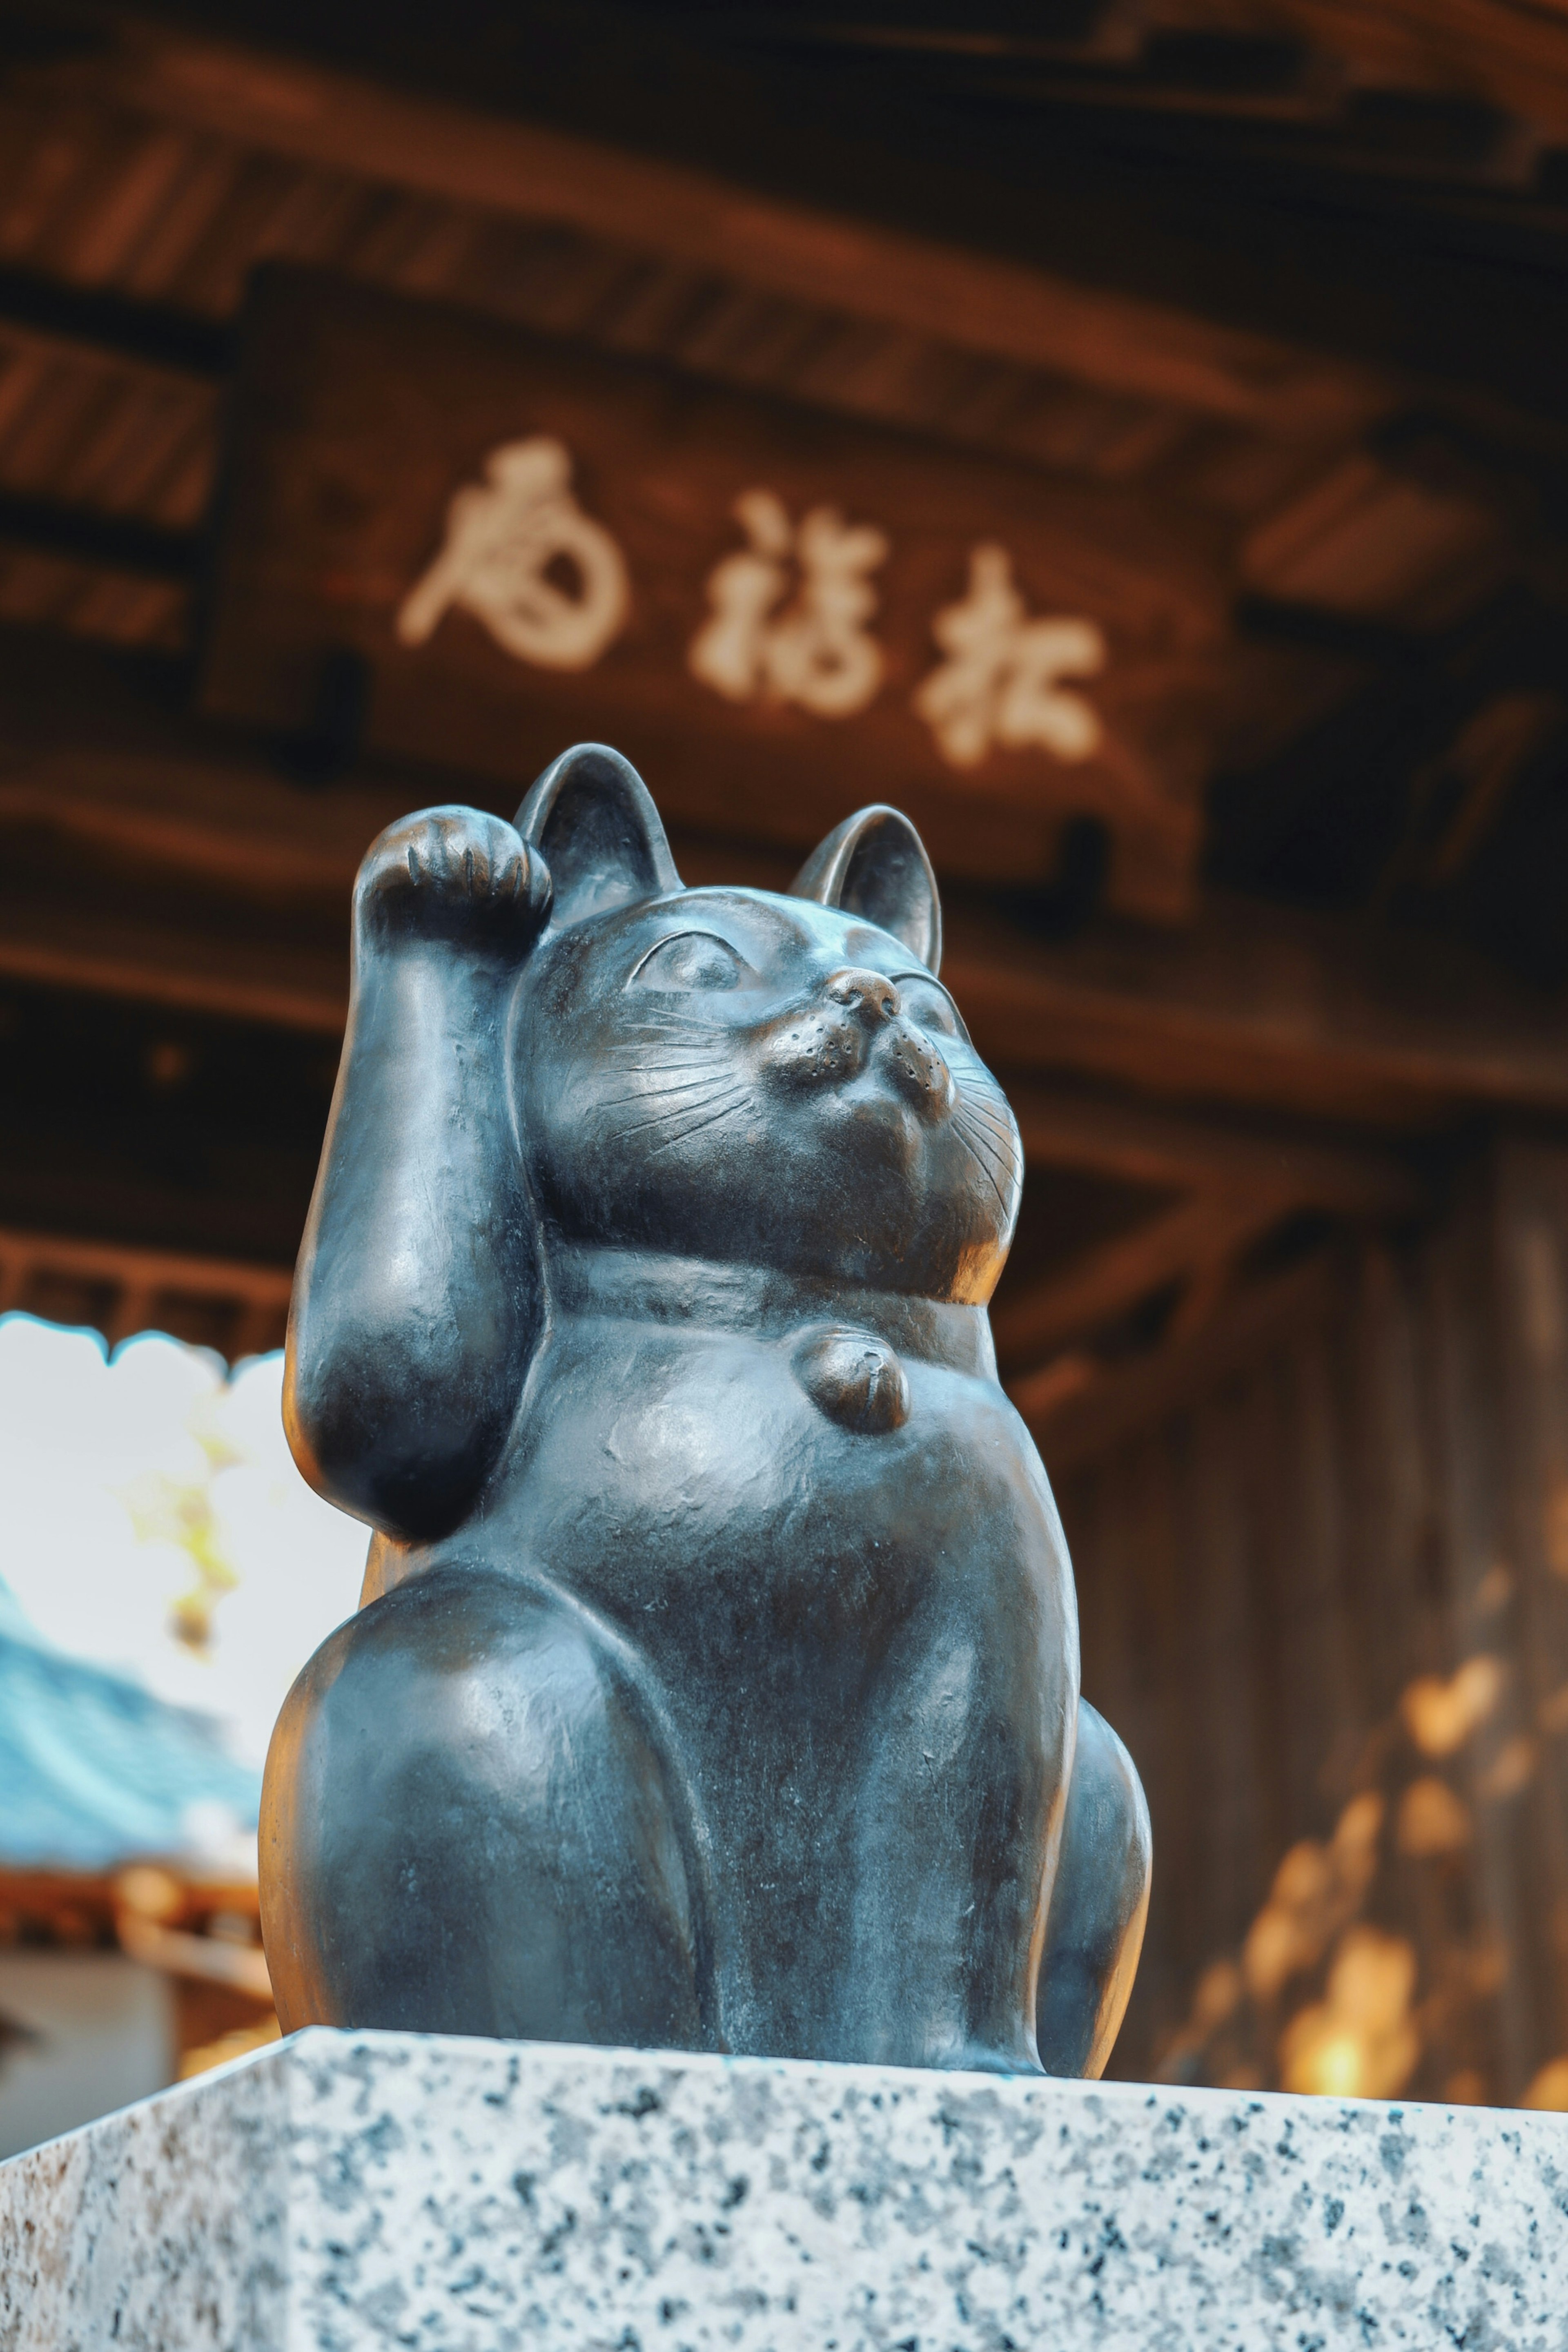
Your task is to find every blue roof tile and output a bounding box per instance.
[0,1582,260,1872]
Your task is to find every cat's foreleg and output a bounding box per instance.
[285,807,550,1539]
[844,1601,1071,2074]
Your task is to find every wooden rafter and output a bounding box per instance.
[0,1224,293,1351]
[0,909,347,1037]
[997,1081,1424,1398]
[0,641,1564,1121]
[1179,0,1568,142]
[993,1187,1285,1370]
[25,13,1393,435]
[1007,1082,1421,1215]
[947,896,1568,1124]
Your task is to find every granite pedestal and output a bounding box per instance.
[2,2029,1566,2350]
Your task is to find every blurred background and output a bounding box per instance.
[5,0,1568,2148]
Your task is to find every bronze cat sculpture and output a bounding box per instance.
[260,742,1151,2077]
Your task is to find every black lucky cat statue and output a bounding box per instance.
[260,742,1151,2077]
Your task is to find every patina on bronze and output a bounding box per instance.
[260,744,1150,2076]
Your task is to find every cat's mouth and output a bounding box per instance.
[873,1025,956,1123]
[757,1005,954,1125]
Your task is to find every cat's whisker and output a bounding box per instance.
[601,1059,731,1081]
[606,1021,725,1038]
[953,1110,1014,1173]
[606,1077,727,1090]
[647,1094,750,1155]
[963,1116,1018,1158]
[614,1012,725,1038]
[956,1141,1012,1202]
[596,1075,739,1110]
[956,1110,1021,1174]
[953,1067,1011,1105]
[953,1094,1012,1149]
[958,1090,1013,1126]
[609,1029,719,1046]
[956,1137,1018,1207]
[615,1079,742,1127]
[952,1127,1012,1218]
[951,1115,1016,1217]
[635,1076,748,1121]
[616,1084,749,1143]
[603,1041,729,1063]
[956,1094,1017,1141]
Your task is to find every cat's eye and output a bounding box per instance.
[894,973,969,1045]
[628,930,757,992]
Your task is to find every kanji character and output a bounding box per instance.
[397,436,629,671]
[914,544,1106,767]
[689,488,889,719]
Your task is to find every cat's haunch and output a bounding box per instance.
[261,742,1150,2078]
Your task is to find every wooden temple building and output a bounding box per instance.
[4,0,1568,2107]
[0,1574,270,2149]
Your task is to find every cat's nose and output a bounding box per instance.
[823,968,902,1026]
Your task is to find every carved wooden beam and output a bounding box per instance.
[27,16,1391,436]
[996,1083,1423,1387]
[948,897,1568,1125]
[1019,1250,1345,1466]
[0,1223,293,1352]
[992,1188,1284,1369]
[1007,1082,1421,1215]
[0,638,1564,1128]
[0,898,348,1036]
[3,755,1568,1124]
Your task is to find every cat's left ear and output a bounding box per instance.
[789,805,942,974]
[516,743,682,927]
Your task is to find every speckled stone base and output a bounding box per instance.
[2,2030,1566,2350]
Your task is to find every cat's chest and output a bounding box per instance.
[484,1315,1064,1634]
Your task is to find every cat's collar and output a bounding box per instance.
[545,1244,998,1380]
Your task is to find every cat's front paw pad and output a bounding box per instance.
[356,807,552,947]
[793,1327,910,1435]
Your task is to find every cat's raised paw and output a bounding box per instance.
[793,1326,911,1435]
[356,806,552,949]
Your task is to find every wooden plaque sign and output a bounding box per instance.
[204,267,1230,917]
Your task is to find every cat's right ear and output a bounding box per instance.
[516,744,682,928]
[790,804,942,974]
